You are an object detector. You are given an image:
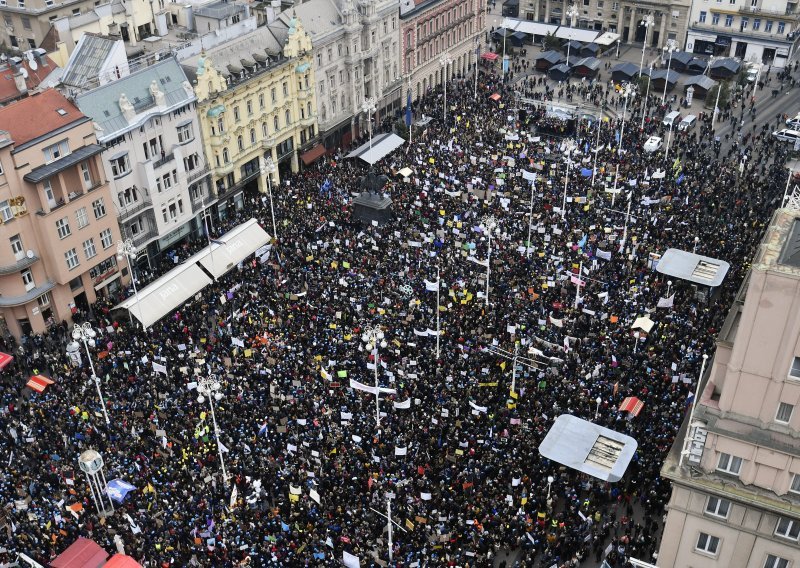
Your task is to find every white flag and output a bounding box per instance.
[469,401,488,414]
[595,249,612,261]
[289,485,302,495]
[309,488,320,504]
[218,441,229,454]
[420,492,432,500]
[395,446,408,456]
[343,551,361,568]
[152,361,167,375]
[424,279,440,291]
[393,399,411,409]
[349,378,396,395]
[657,294,675,308]
[467,255,489,267]
[229,485,238,509]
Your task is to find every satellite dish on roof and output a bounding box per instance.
[20,68,28,80]
[25,50,34,63]
[29,59,37,71]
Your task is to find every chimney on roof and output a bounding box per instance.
[13,70,27,95]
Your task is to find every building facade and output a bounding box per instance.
[276,0,402,150]
[400,0,485,102]
[686,0,800,67]
[517,0,690,48]
[658,206,800,568]
[73,56,211,272]
[183,17,318,215]
[0,89,124,338]
[0,0,156,52]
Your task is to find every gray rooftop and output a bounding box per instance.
[74,57,194,141]
[538,414,638,483]
[656,248,730,287]
[684,74,718,90]
[276,0,341,37]
[182,25,287,78]
[61,34,119,88]
[194,0,248,20]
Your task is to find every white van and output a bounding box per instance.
[678,115,697,131]
[786,114,800,129]
[663,111,681,127]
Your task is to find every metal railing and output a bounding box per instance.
[187,166,211,184]
[131,226,159,247]
[152,152,175,169]
[118,196,153,221]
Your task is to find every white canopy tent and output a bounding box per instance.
[594,32,620,46]
[114,219,272,328]
[501,17,558,37]
[554,26,599,43]
[346,133,405,165]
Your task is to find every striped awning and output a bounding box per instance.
[0,351,13,370]
[26,374,54,393]
[618,396,644,417]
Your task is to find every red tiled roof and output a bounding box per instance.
[103,555,143,568]
[50,537,109,568]
[0,55,57,105]
[0,89,85,147]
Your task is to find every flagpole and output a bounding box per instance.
[526,174,535,258]
[474,38,479,101]
[387,494,393,562]
[620,197,632,253]
[511,341,519,394]
[591,111,602,187]
[611,163,619,207]
[435,265,441,361]
[502,30,507,82]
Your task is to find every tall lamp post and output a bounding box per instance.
[116,239,143,328]
[565,5,579,63]
[197,374,229,486]
[662,39,678,103]
[619,83,635,155]
[638,14,654,77]
[481,216,498,308]
[361,324,388,430]
[640,63,654,130]
[72,323,110,425]
[546,475,555,509]
[439,53,453,124]
[595,396,602,420]
[260,157,278,240]
[362,97,377,150]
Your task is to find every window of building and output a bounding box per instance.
[776,402,794,423]
[76,207,88,229]
[21,269,34,290]
[765,20,773,32]
[699,11,707,23]
[778,21,786,33]
[0,199,12,222]
[741,17,749,29]
[80,162,93,188]
[259,93,264,110]
[712,13,720,24]
[775,517,800,541]
[695,533,720,555]
[717,453,742,475]
[282,82,288,97]
[237,135,244,152]
[10,234,23,259]
[246,100,253,116]
[83,238,97,259]
[177,123,193,144]
[37,291,51,307]
[100,228,113,249]
[65,248,79,270]
[43,140,69,163]
[271,87,276,103]
[789,356,800,380]
[764,554,790,568]
[273,116,279,131]
[753,18,761,30]
[262,123,268,138]
[790,473,800,494]
[21,16,30,29]
[250,128,256,145]
[110,153,131,177]
[92,198,106,219]
[56,217,71,239]
[285,109,291,126]
[705,496,731,519]
[223,148,229,163]
[233,106,240,122]
[162,173,172,191]
[724,14,733,26]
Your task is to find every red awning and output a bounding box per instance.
[618,396,644,417]
[481,52,499,61]
[26,374,54,393]
[300,144,326,166]
[489,93,501,102]
[50,537,109,568]
[104,554,143,568]
[0,351,13,370]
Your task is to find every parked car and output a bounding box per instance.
[786,114,800,129]
[643,136,663,152]
[773,129,800,143]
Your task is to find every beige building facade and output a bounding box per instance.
[0,89,124,339]
[658,207,800,568]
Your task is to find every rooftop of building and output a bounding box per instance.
[0,52,58,106]
[275,1,342,37]
[60,33,121,89]
[752,206,800,276]
[74,57,194,142]
[193,0,249,20]
[0,89,87,150]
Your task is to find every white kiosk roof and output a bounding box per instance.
[198,218,271,279]
[554,26,599,43]
[594,32,620,46]
[501,17,559,36]
[655,248,730,287]
[346,133,405,165]
[538,414,638,482]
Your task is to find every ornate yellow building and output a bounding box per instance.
[182,18,319,217]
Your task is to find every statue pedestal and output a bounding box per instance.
[352,192,393,226]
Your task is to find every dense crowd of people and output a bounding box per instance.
[0,63,792,568]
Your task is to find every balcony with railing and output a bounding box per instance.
[738,4,798,17]
[131,226,159,247]
[187,166,211,185]
[118,196,154,221]
[0,253,39,276]
[216,169,260,201]
[691,20,795,40]
[152,152,175,169]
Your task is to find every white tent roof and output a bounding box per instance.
[554,26,599,43]
[655,248,730,287]
[346,133,406,165]
[116,262,213,329]
[199,218,271,279]
[594,31,620,46]
[501,17,558,36]
[115,218,271,328]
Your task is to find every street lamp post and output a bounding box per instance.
[546,475,555,509]
[565,5,579,63]
[662,39,678,103]
[591,106,604,186]
[561,146,574,218]
[595,396,602,420]
[362,97,377,150]
[439,53,453,123]
[72,323,110,425]
[361,324,388,430]
[481,216,498,307]
[116,239,143,329]
[641,63,653,130]
[196,374,229,486]
[639,14,654,77]
[260,157,278,240]
[619,83,635,155]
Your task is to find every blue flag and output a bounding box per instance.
[405,89,412,127]
[320,179,332,195]
[676,174,685,185]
